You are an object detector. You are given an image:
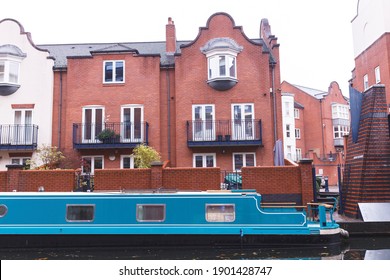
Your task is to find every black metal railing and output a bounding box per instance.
[0,124,38,150]
[73,122,148,149]
[186,119,262,147]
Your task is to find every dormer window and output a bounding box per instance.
[0,44,26,96]
[201,38,243,91]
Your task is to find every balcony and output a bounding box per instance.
[187,119,262,147]
[73,122,149,149]
[0,124,38,150]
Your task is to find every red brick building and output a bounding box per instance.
[350,0,390,104]
[281,81,349,185]
[41,13,283,173]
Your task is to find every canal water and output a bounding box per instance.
[0,237,389,260]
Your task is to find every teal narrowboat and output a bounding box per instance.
[0,189,343,248]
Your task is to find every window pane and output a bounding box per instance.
[134,107,141,139]
[104,62,113,82]
[206,204,235,222]
[94,157,103,170]
[66,205,94,222]
[195,155,203,167]
[123,157,131,169]
[209,56,218,79]
[228,56,236,77]
[234,154,243,170]
[115,61,124,82]
[206,155,214,167]
[246,154,255,167]
[137,205,165,222]
[0,61,4,82]
[9,61,19,83]
[219,56,226,76]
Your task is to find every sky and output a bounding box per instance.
[1,0,358,96]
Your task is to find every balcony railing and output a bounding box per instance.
[0,124,38,150]
[186,119,262,147]
[73,122,149,149]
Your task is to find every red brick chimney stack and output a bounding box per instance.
[166,17,176,54]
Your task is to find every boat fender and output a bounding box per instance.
[340,228,349,238]
[240,229,244,237]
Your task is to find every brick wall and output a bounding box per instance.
[242,159,313,205]
[19,170,75,192]
[1,161,314,206]
[343,85,390,217]
[94,168,151,191]
[0,171,6,192]
[162,167,221,190]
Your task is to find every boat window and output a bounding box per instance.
[136,204,165,222]
[0,204,8,218]
[206,204,235,222]
[66,205,95,222]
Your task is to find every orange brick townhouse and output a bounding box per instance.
[39,12,283,174]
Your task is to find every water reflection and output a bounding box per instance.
[1,237,389,260]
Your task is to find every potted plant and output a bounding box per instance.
[97,128,116,143]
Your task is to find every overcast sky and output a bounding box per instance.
[1,0,358,96]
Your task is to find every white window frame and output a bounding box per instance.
[0,59,21,85]
[207,52,237,80]
[103,60,125,84]
[286,124,291,138]
[121,105,144,142]
[331,104,349,120]
[13,109,33,145]
[294,108,300,119]
[120,155,135,169]
[82,106,105,143]
[81,155,104,175]
[193,153,216,168]
[295,128,301,139]
[192,104,215,141]
[10,157,31,168]
[333,125,350,139]
[295,148,302,161]
[232,153,256,171]
[375,66,381,84]
[363,74,369,90]
[231,103,254,140]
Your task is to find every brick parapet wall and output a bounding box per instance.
[94,168,151,191]
[1,161,315,205]
[162,167,221,190]
[0,171,6,192]
[18,170,75,192]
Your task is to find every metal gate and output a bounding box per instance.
[312,164,350,214]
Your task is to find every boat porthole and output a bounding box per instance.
[0,204,8,217]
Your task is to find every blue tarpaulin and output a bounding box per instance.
[349,86,363,143]
[273,139,284,166]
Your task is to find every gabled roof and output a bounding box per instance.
[39,40,191,69]
[292,84,328,99]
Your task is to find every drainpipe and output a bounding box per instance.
[320,98,325,159]
[271,62,278,143]
[165,68,171,162]
[58,69,63,148]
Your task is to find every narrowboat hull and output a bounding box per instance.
[0,233,341,249]
[0,190,342,248]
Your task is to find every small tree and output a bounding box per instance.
[132,143,161,168]
[27,144,65,170]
